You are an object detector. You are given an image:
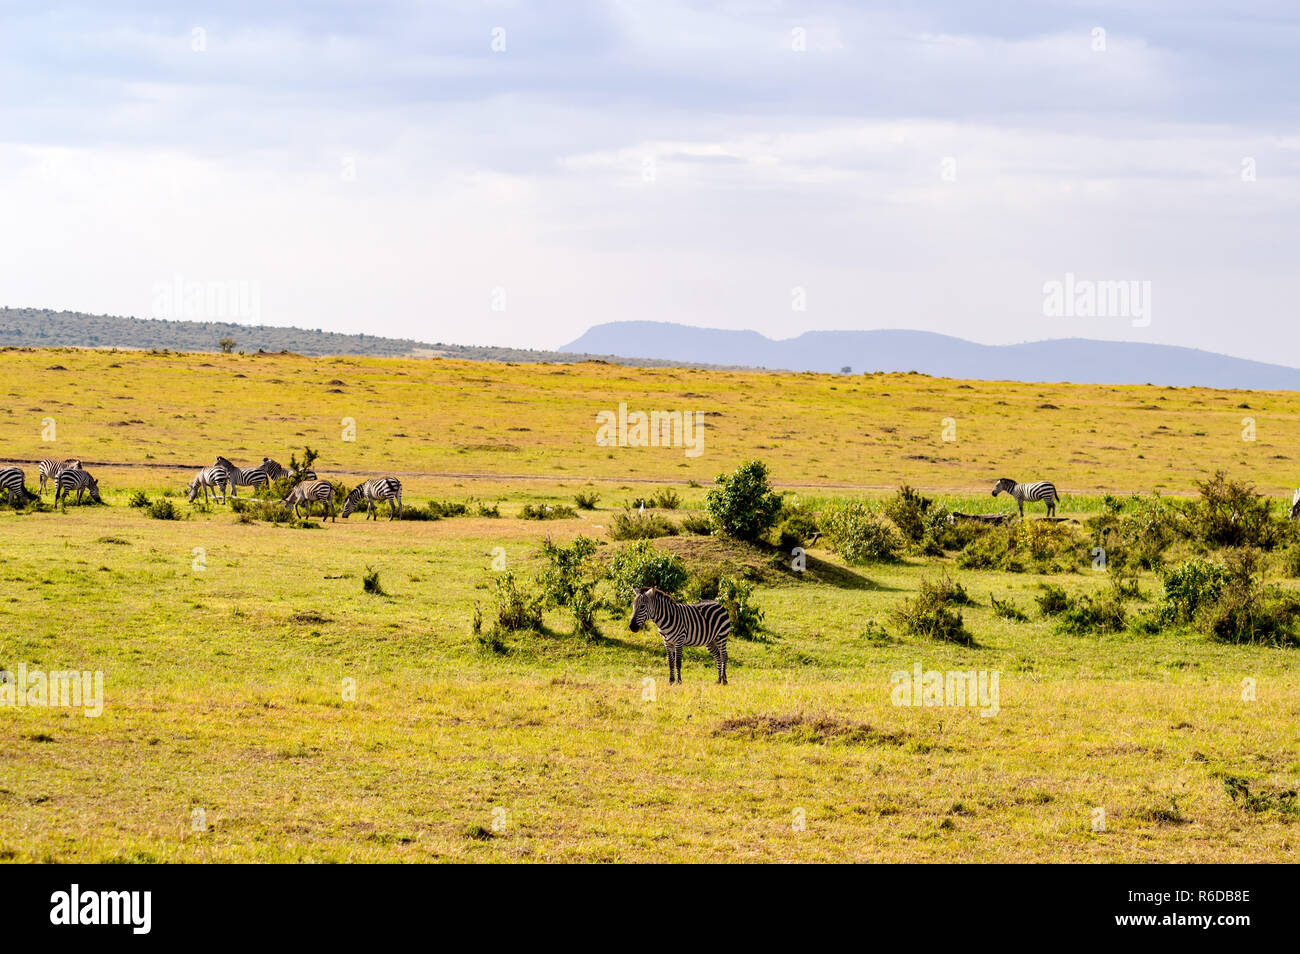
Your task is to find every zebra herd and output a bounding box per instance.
[0,454,403,521]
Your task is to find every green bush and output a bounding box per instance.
[704,460,782,543]
[679,513,714,535]
[608,540,688,602]
[890,576,973,645]
[1201,581,1300,647]
[519,502,578,520]
[608,509,678,540]
[770,503,819,551]
[990,594,1028,622]
[1055,593,1126,635]
[1158,559,1229,625]
[1035,583,1072,616]
[536,535,601,607]
[362,566,385,596]
[573,491,600,510]
[491,572,543,632]
[882,485,932,543]
[128,490,150,509]
[957,520,1084,574]
[147,498,181,521]
[569,583,601,638]
[716,575,765,641]
[820,500,900,565]
[1184,471,1282,551]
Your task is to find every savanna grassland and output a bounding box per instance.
[0,346,1298,863]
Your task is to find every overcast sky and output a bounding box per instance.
[2,1,1297,361]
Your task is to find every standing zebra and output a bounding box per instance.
[992,478,1059,517]
[284,479,337,521]
[341,477,403,520]
[187,464,231,505]
[213,456,271,496]
[38,458,83,495]
[54,468,102,505]
[0,467,33,506]
[259,458,288,480]
[630,586,732,685]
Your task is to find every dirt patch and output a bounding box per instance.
[714,712,905,746]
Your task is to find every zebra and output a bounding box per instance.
[284,479,336,521]
[213,456,271,496]
[259,458,289,480]
[0,467,34,506]
[54,468,102,505]
[341,477,402,520]
[187,464,231,505]
[630,586,732,685]
[1289,488,1300,521]
[992,478,1059,518]
[38,458,83,495]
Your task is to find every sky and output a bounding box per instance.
[1,1,1297,362]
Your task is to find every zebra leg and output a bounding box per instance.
[675,647,684,684]
[1018,500,1024,518]
[717,645,728,685]
[666,646,676,685]
[709,644,723,684]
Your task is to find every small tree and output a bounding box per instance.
[705,460,782,543]
[218,337,236,354]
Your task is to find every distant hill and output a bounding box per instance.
[0,307,729,368]
[562,322,1300,390]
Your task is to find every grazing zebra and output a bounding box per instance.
[283,479,336,521]
[992,478,1059,517]
[213,456,270,496]
[341,477,403,520]
[1290,488,1300,521]
[187,464,231,505]
[38,458,83,495]
[630,586,732,685]
[0,467,33,506]
[54,468,101,505]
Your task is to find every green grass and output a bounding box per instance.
[0,348,1297,862]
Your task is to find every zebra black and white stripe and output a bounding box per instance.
[38,458,83,495]
[630,586,732,685]
[0,467,33,506]
[54,468,101,505]
[259,458,288,480]
[341,477,402,520]
[992,478,1059,517]
[284,479,336,521]
[213,456,271,496]
[187,464,231,504]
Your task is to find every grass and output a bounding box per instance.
[0,348,1297,862]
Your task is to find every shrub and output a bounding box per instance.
[536,535,601,607]
[1184,471,1282,550]
[1278,544,1300,578]
[820,500,901,564]
[1158,559,1228,625]
[398,504,441,521]
[704,460,782,543]
[1201,580,1300,647]
[569,583,601,638]
[362,566,385,595]
[770,503,819,550]
[574,491,600,510]
[128,490,150,509]
[648,488,681,510]
[890,576,973,645]
[679,513,714,535]
[1055,593,1126,635]
[956,520,1084,574]
[608,509,678,540]
[491,572,543,632]
[608,540,688,602]
[882,485,933,543]
[990,594,1028,622]
[147,498,180,521]
[1035,583,1072,616]
[519,502,578,520]
[473,499,501,518]
[716,575,765,641]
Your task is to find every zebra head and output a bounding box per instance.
[86,475,102,503]
[992,478,1016,497]
[68,459,83,470]
[214,455,236,471]
[340,486,364,518]
[1290,488,1300,521]
[187,478,200,502]
[630,587,661,632]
